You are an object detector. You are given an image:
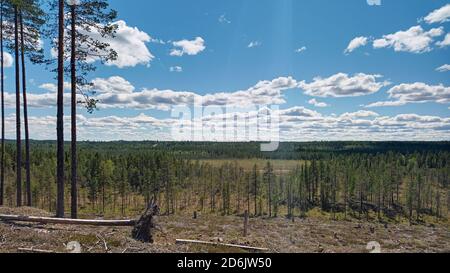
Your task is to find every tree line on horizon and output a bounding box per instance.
[0,0,118,219]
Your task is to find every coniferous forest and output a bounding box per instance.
[1,141,448,225]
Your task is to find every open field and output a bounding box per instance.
[200,159,303,173]
[0,207,448,253]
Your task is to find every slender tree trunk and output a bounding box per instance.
[253,167,257,216]
[121,193,124,216]
[359,181,363,218]
[56,0,65,218]
[417,176,421,221]
[19,12,31,207]
[0,0,5,207]
[247,175,250,215]
[70,4,77,219]
[344,173,348,219]
[102,184,105,213]
[14,6,22,207]
[268,174,272,218]
[377,181,381,220]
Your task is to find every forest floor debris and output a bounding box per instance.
[0,207,448,253]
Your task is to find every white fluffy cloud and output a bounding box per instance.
[105,20,154,68]
[281,111,449,141]
[2,113,176,141]
[373,26,444,53]
[178,108,450,141]
[169,66,183,72]
[436,33,450,48]
[97,88,196,111]
[248,41,261,48]
[10,73,450,142]
[278,107,321,119]
[82,110,450,141]
[91,76,135,94]
[387,83,450,104]
[424,4,450,24]
[299,73,390,98]
[308,99,328,108]
[3,91,72,108]
[97,76,297,110]
[295,46,307,53]
[3,108,449,141]
[9,73,400,110]
[4,76,298,111]
[62,20,154,68]
[39,82,71,93]
[365,100,406,108]
[5,77,134,108]
[340,110,379,119]
[366,82,450,107]
[170,37,205,57]
[436,64,450,72]
[2,52,13,68]
[344,36,368,54]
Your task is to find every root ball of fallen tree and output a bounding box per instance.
[132,202,160,243]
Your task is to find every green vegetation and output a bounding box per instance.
[0,141,448,226]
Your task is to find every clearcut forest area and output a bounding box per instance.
[0,142,449,253]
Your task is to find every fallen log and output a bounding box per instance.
[175,239,269,252]
[18,248,55,253]
[0,214,136,227]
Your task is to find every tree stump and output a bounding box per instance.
[132,202,159,243]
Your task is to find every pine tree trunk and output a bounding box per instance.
[56,0,65,218]
[121,193,125,216]
[247,176,250,215]
[0,1,5,207]
[70,4,77,219]
[254,170,257,216]
[102,184,105,213]
[344,174,348,219]
[417,177,421,221]
[14,6,22,207]
[19,12,31,207]
[268,174,272,218]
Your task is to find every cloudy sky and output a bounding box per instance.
[2,0,450,141]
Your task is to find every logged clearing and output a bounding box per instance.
[0,207,449,253]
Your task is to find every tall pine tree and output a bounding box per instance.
[66,0,117,218]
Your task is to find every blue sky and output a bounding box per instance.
[2,0,450,141]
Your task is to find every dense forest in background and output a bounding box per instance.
[0,141,448,224]
[17,140,448,159]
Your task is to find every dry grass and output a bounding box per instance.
[200,159,303,174]
[0,207,449,253]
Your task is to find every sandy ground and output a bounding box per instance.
[0,207,449,253]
